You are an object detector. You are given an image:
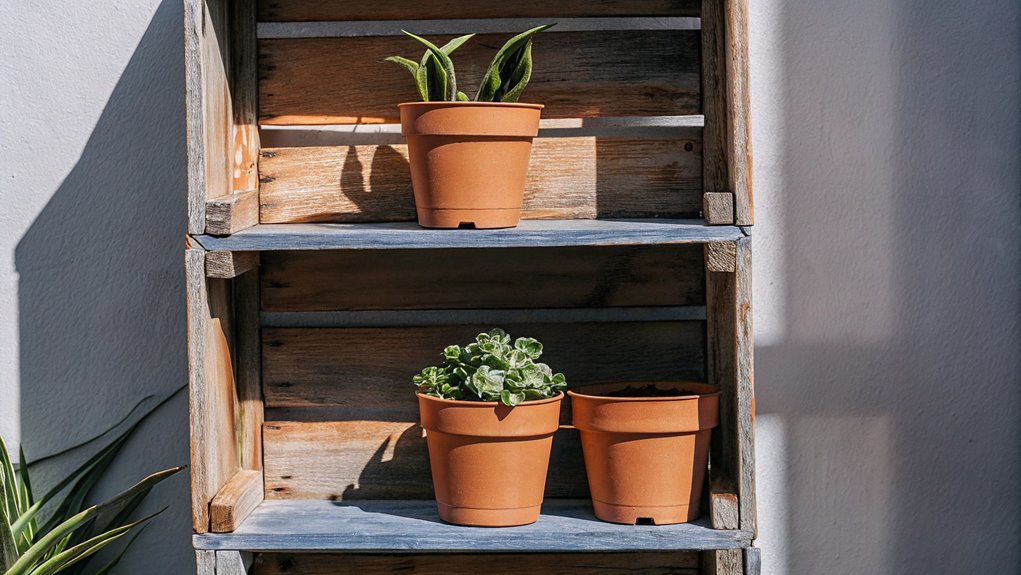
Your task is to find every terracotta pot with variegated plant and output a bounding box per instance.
[385,26,552,229]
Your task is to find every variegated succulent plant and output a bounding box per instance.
[384,25,553,103]
[414,329,566,407]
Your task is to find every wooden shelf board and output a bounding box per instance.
[192,219,744,251]
[193,499,753,552]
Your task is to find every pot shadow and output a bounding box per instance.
[338,144,415,221]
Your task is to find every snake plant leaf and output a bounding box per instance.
[475,24,553,101]
[383,56,427,101]
[499,41,533,102]
[419,33,474,101]
[456,91,469,101]
[403,30,458,101]
[90,523,149,575]
[27,508,164,575]
[5,506,96,575]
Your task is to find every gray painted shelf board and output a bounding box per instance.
[192,500,753,552]
[192,219,744,251]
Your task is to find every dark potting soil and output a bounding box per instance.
[604,384,698,398]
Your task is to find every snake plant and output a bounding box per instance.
[0,389,183,575]
[385,25,553,102]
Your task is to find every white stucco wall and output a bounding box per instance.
[1,1,1017,574]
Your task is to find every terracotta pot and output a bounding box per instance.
[568,382,720,525]
[418,392,563,526]
[399,101,543,229]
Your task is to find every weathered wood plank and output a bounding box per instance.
[206,190,259,236]
[703,549,744,575]
[258,18,701,39]
[231,0,260,196]
[206,251,259,279]
[258,138,701,223]
[261,245,705,312]
[196,550,216,575]
[705,241,737,273]
[744,548,761,575]
[261,323,705,408]
[216,550,248,575]
[211,470,264,533]
[703,192,734,225]
[258,0,701,21]
[192,500,753,551]
[254,552,699,574]
[706,236,755,535]
[701,0,727,202]
[186,0,233,233]
[259,31,700,124]
[193,220,745,252]
[725,0,753,225]
[261,307,706,328]
[234,268,263,471]
[188,245,240,533]
[709,478,740,530]
[262,420,588,500]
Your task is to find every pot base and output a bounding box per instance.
[437,502,541,527]
[416,208,521,229]
[592,500,700,526]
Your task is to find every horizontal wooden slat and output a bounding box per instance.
[254,552,699,574]
[259,31,700,124]
[261,307,706,328]
[262,420,592,500]
[261,323,706,408]
[258,1,700,22]
[194,220,745,251]
[258,138,702,223]
[261,245,705,312]
[258,18,701,39]
[194,500,751,551]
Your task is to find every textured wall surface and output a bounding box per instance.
[0,1,1018,574]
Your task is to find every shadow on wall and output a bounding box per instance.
[13,1,194,573]
[756,0,1020,573]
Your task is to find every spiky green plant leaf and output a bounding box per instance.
[90,524,148,575]
[402,31,457,101]
[383,56,427,101]
[28,510,163,575]
[475,25,552,102]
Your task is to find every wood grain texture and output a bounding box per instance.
[258,138,702,223]
[258,31,700,124]
[234,269,264,471]
[706,236,755,535]
[725,0,753,225]
[196,550,216,575]
[709,478,739,530]
[192,500,753,551]
[257,0,701,21]
[207,190,259,236]
[705,241,737,273]
[744,548,761,575]
[261,323,705,408]
[206,251,259,279]
[703,549,744,575]
[254,552,699,574]
[231,0,260,195]
[262,421,589,500]
[216,551,248,575]
[211,470,265,533]
[701,0,728,199]
[703,192,734,225]
[186,0,233,233]
[193,220,745,252]
[261,245,706,312]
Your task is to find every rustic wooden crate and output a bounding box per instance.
[185,0,756,573]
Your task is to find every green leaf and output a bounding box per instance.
[475,25,553,101]
[499,40,534,103]
[456,91,469,101]
[5,506,96,575]
[402,30,458,101]
[383,56,427,101]
[514,337,543,360]
[500,390,525,407]
[90,523,149,575]
[27,508,163,575]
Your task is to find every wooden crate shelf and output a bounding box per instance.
[193,219,745,252]
[193,500,753,552]
[186,0,756,573]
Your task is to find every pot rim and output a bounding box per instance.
[399,101,544,110]
[567,381,720,402]
[417,391,564,407]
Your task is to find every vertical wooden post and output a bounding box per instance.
[234,267,264,471]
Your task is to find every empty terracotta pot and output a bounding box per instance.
[418,392,563,527]
[568,382,720,525]
[399,101,543,229]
